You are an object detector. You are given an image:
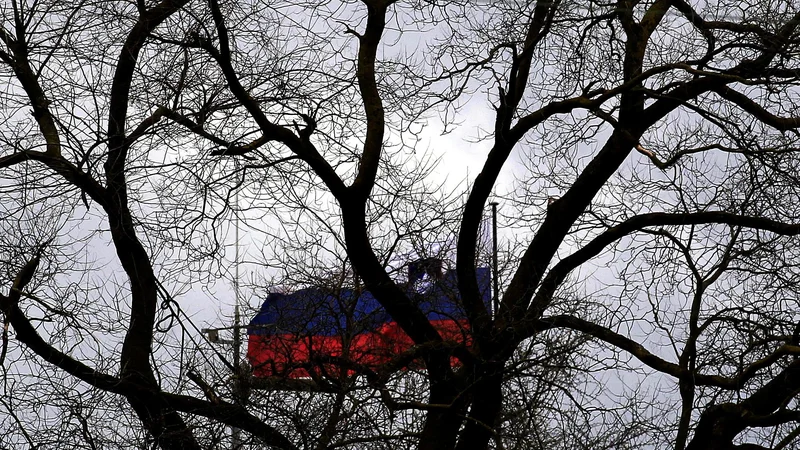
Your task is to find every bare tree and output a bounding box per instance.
[4,0,800,449]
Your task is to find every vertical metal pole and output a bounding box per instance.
[234,208,241,371]
[232,166,242,450]
[490,202,499,315]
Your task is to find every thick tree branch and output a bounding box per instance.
[106,0,192,183]
[712,86,800,132]
[1,263,296,450]
[0,25,61,156]
[537,315,800,391]
[530,211,800,321]
[687,359,800,450]
[0,150,109,208]
[205,0,347,198]
[456,0,580,347]
[348,1,389,200]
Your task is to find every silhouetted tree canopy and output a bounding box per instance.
[3,1,800,449]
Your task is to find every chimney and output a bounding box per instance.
[408,258,443,283]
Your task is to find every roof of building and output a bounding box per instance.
[248,267,491,336]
